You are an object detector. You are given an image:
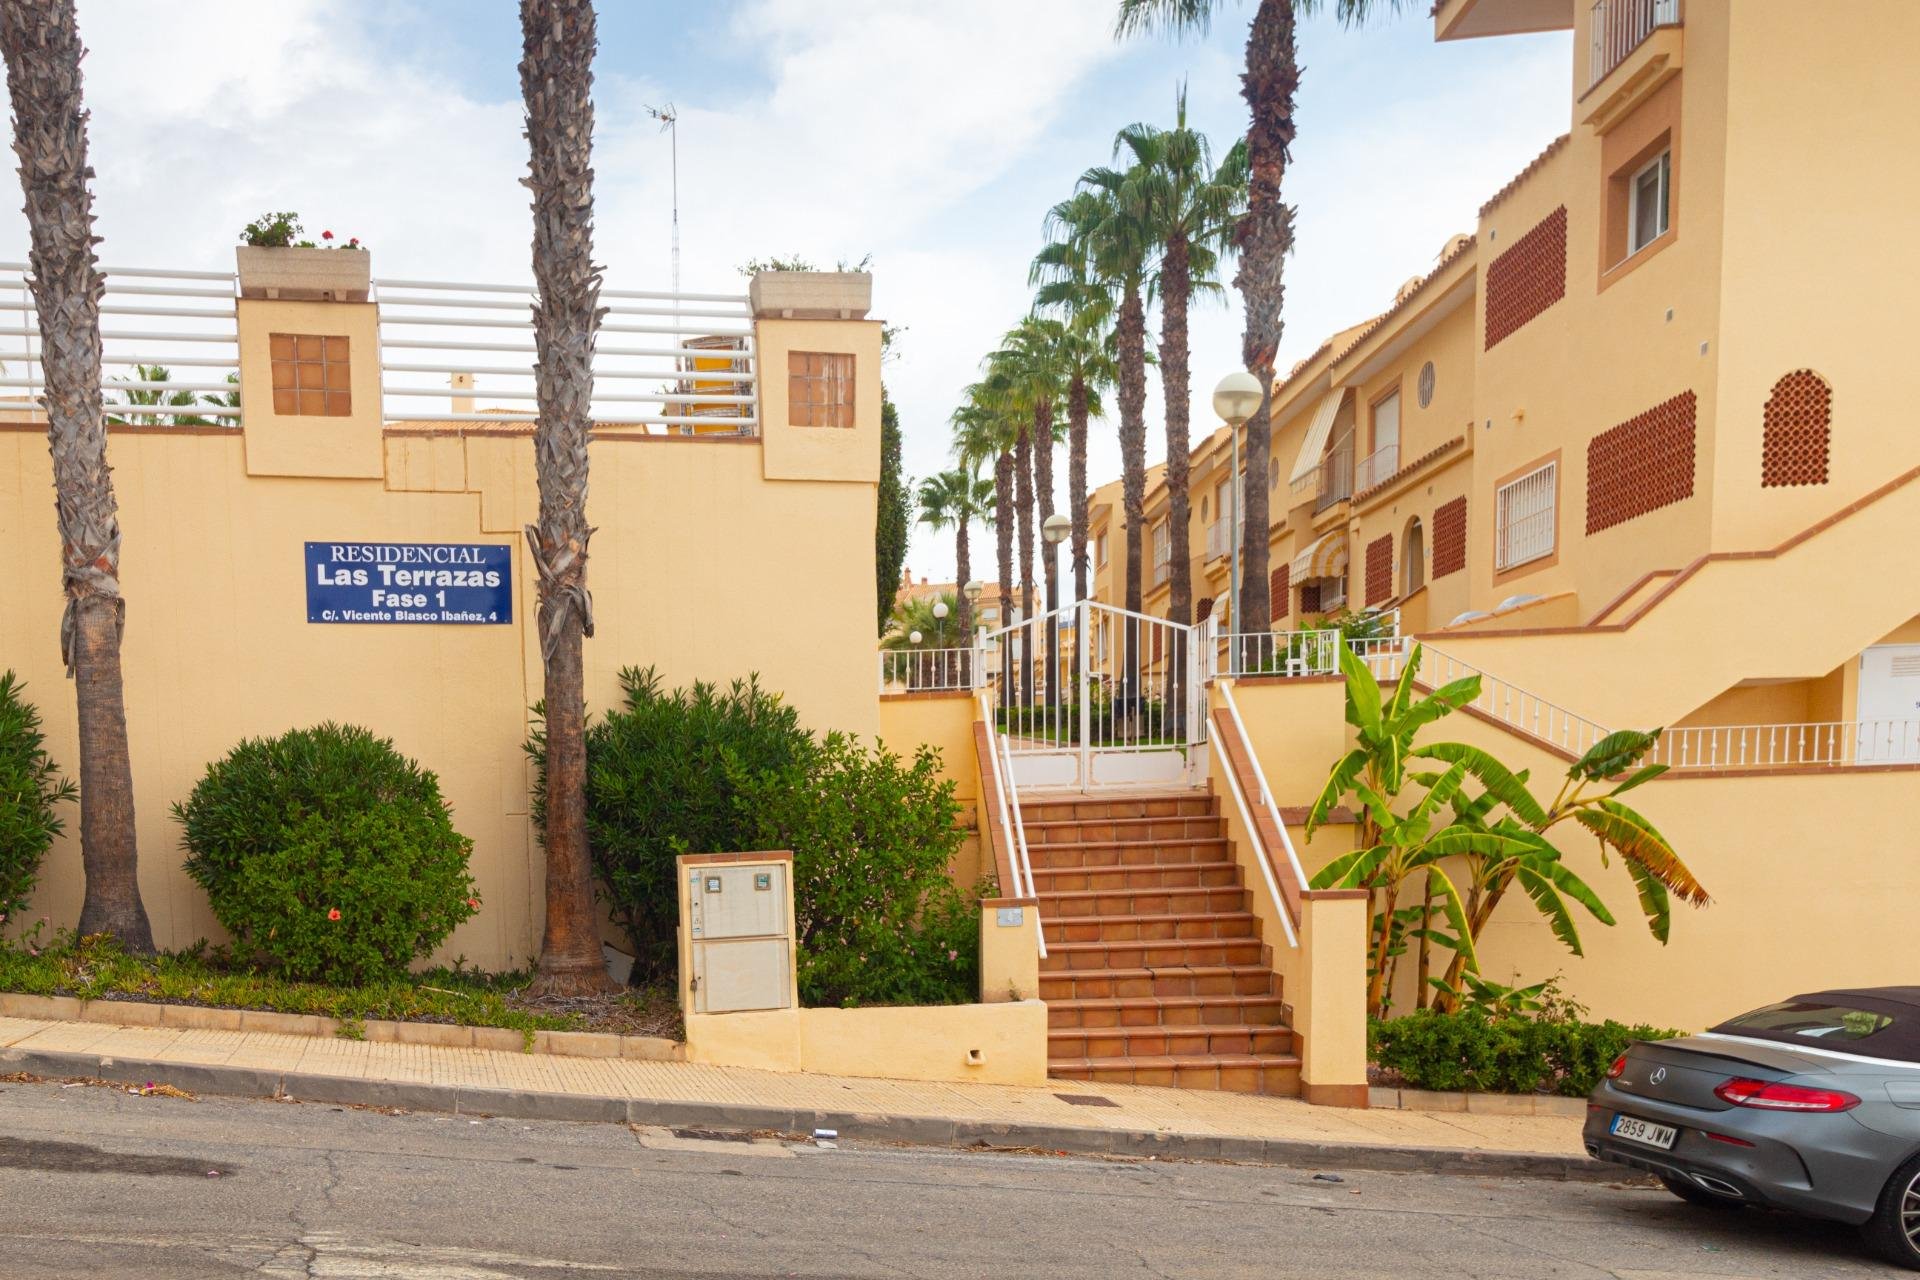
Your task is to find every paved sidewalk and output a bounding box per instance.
[0,1012,1597,1178]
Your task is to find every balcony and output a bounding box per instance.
[1589,0,1680,92]
[1353,442,1400,495]
[1205,519,1229,561]
[1313,434,1354,514]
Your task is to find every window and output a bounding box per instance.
[786,351,855,428]
[1371,390,1400,458]
[1151,520,1171,585]
[1714,1000,1917,1062]
[1403,518,1425,596]
[1628,151,1670,255]
[1495,462,1557,571]
[270,333,351,417]
[1096,531,1109,566]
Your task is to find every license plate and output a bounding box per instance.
[1611,1114,1679,1150]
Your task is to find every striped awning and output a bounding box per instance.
[1287,389,1346,485]
[1290,529,1349,581]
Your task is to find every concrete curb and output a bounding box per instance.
[0,1044,1619,1183]
[1368,1086,1591,1118]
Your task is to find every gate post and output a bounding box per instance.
[1076,601,1092,792]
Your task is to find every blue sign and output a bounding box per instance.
[305,541,513,625]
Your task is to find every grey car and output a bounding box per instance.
[1586,987,1920,1269]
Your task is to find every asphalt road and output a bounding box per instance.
[0,1076,1901,1278]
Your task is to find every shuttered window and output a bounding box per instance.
[1495,463,1556,571]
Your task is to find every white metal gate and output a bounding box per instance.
[976,601,1208,791]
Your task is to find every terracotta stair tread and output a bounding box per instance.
[1029,836,1230,853]
[1037,884,1243,902]
[1040,909,1258,925]
[1049,1052,1302,1070]
[1042,963,1273,980]
[1042,936,1260,954]
[1049,1023,1291,1041]
[1044,993,1282,1013]
[1022,817,1225,834]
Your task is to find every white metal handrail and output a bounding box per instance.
[1651,719,1920,770]
[1217,682,1303,947]
[372,275,757,433]
[878,647,977,695]
[1353,442,1400,493]
[0,262,241,422]
[978,688,1045,959]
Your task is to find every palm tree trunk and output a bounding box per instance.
[1014,419,1035,708]
[1068,373,1090,607]
[1117,287,1149,706]
[1232,0,1300,642]
[954,518,972,637]
[1161,234,1194,629]
[519,0,615,997]
[1415,872,1435,1011]
[994,450,1014,711]
[1033,397,1059,709]
[2,0,154,953]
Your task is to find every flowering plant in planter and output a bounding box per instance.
[238,211,367,251]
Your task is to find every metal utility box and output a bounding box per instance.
[678,852,797,1015]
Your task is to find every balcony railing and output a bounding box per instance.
[1205,519,1229,560]
[1589,0,1681,90]
[1314,434,1354,513]
[1354,442,1400,494]
[878,647,979,695]
[1650,720,1920,770]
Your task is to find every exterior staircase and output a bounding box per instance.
[1023,790,1301,1095]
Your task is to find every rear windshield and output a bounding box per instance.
[1716,1001,1901,1050]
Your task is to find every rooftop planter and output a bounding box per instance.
[235,245,370,303]
[748,270,871,320]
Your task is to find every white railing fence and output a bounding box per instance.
[1590,0,1681,89]
[977,688,1045,959]
[0,263,242,422]
[1215,681,1303,948]
[877,647,979,695]
[1651,720,1920,770]
[1354,442,1400,494]
[375,276,757,433]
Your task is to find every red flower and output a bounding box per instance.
[327,908,341,921]
[321,229,334,240]
[465,898,480,910]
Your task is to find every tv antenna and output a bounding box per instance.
[645,102,680,300]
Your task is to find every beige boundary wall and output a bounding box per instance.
[0,287,881,972]
[682,1000,1049,1087]
[1227,672,1920,1031]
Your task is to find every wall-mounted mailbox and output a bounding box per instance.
[677,851,797,1016]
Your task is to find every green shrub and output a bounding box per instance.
[0,672,74,928]
[538,666,978,1004]
[175,723,478,984]
[737,733,974,1006]
[1370,1008,1680,1096]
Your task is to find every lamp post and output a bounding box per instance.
[1042,514,1069,708]
[1212,371,1265,633]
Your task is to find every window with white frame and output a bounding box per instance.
[1151,520,1171,583]
[1495,462,1557,571]
[1629,151,1671,255]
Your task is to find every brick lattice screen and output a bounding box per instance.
[1364,536,1394,606]
[1761,370,1832,488]
[1432,496,1467,578]
[1484,206,1567,350]
[1270,563,1289,619]
[1299,580,1321,615]
[1587,391,1697,535]
[1195,596,1213,621]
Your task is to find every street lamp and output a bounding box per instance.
[1213,370,1265,633]
[1041,515,1070,707]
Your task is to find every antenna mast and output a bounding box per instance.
[645,103,680,300]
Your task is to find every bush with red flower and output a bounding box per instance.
[238,212,367,251]
[175,723,477,984]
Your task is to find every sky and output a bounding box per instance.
[1,0,1571,585]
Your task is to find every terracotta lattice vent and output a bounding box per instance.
[1587,390,1697,535]
[1270,563,1290,618]
[1364,536,1394,606]
[1483,206,1567,350]
[1761,370,1832,488]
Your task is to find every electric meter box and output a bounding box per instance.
[676,851,798,1016]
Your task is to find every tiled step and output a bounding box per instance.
[1039,936,1268,972]
[1038,965,1277,1002]
[1027,837,1232,870]
[1048,1053,1302,1095]
[1019,793,1216,824]
[1049,1023,1296,1060]
[1023,815,1226,846]
[1046,993,1287,1030]
[1040,885,1248,919]
[1030,860,1242,893]
[1044,911,1260,945]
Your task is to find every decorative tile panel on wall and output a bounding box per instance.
[1364,535,1394,607]
[1432,496,1467,578]
[1586,390,1697,535]
[787,351,855,427]
[1483,206,1567,350]
[1270,564,1290,619]
[1761,370,1832,488]
[270,333,351,416]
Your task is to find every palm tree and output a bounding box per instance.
[519,0,615,996]
[916,467,994,638]
[1029,248,1117,610]
[1105,89,1247,628]
[1039,185,1155,698]
[952,392,1016,706]
[1117,0,1411,637]
[989,318,1075,704]
[1,0,155,951]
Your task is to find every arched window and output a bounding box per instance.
[1762,370,1832,488]
[1403,517,1426,596]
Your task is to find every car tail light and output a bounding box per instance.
[1713,1078,1861,1113]
[1606,1053,1628,1080]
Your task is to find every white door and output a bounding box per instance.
[1857,645,1920,763]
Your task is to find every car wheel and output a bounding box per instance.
[1864,1152,1920,1271]
[1658,1173,1743,1211]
